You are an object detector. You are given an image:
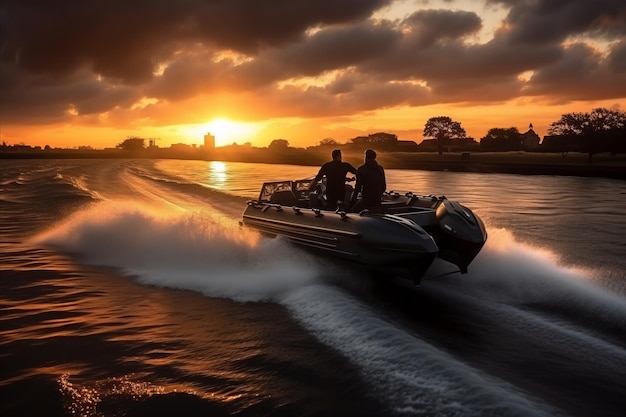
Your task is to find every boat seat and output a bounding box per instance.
[271,190,298,206]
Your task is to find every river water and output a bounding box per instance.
[1,158,625,417]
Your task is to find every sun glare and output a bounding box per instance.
[208,161,227,187]
[187,118,260,147]
[206,119,233,142]
[179,119,253,147]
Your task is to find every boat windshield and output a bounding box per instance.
[259,181,293,202]
[293,179,315,193]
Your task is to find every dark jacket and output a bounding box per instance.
[314,160,357,202]
[354,160,386,207]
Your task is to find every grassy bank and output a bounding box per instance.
[2,149,624,179]
[373,151,626,179]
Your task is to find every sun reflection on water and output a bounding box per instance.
[208,161,227,189]
[58,374,199,417]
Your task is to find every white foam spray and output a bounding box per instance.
[281,285,559,417]
[32,201,321,302]
[432,228,626,372]
[449,228,626,321]
[32,204,625,416]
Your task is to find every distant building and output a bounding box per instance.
[368,132,398,142]
[204,132,215,151]
[520,124,540,150]
[541,134,583,152]
[416,139,438,151]
[416,138,478,152]
[396,140,419,151]
[170,143,193,151]
[349,132,398,150]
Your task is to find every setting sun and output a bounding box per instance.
[206,119,233,145]
[186,119,261,147]
[1,1,624,150]
[1,3,625,416]
[176,118,260,147]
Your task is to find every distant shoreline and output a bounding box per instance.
[376,151,626,180]
[1,149,625,180]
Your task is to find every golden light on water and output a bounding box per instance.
[208,161,227,187]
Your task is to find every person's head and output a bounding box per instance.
[331,149,342,161]
[364,149,377,161]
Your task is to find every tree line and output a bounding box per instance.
[419,108,625,160]
[545,108,626,162]
[110,107,626,163]
[262,107,625,161]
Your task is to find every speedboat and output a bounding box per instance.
[241,179,487,284]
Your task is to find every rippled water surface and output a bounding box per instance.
[1,158,625,417]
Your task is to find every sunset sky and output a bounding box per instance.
[1,0,625,149]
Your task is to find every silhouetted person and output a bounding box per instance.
[350,149,386,213]
[309,149,357,210]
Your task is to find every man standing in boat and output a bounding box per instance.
[350,149,386,213]
[309,149,357,210]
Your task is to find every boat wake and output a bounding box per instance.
[31,201,626,416]
[282,285,559,417]
[453,228,626,334]
[32,201,322,302]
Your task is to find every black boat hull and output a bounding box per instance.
[241,180,487,284]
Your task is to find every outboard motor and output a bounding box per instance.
[433,199,487,273]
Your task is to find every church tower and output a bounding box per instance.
[522,123,540,150]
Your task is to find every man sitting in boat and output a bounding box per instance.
[308,149,357,211]
[350,149,386,213]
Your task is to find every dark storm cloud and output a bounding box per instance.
[2,0,626,126]
[262,1,626,111]
[524,42,626,101]
[229,21,400,89]
[356,9,560,101]
[148,50,233,101]
[191,0,393,53]
[241,77,432,119]
[479,0,626,101]
[1,0,389,122]
[1,0,390,81]
[0,62,139,124]
[401,9,482,47]
[361,8,560,80]
[608,41,626,72]
[2,0,186,83]
[488,0,626,44]
[349,2,625,106]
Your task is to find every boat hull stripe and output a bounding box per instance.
[243,214,361,238]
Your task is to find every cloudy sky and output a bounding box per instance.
[1,0,625,148]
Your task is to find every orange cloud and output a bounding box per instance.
[1,0,625,148]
